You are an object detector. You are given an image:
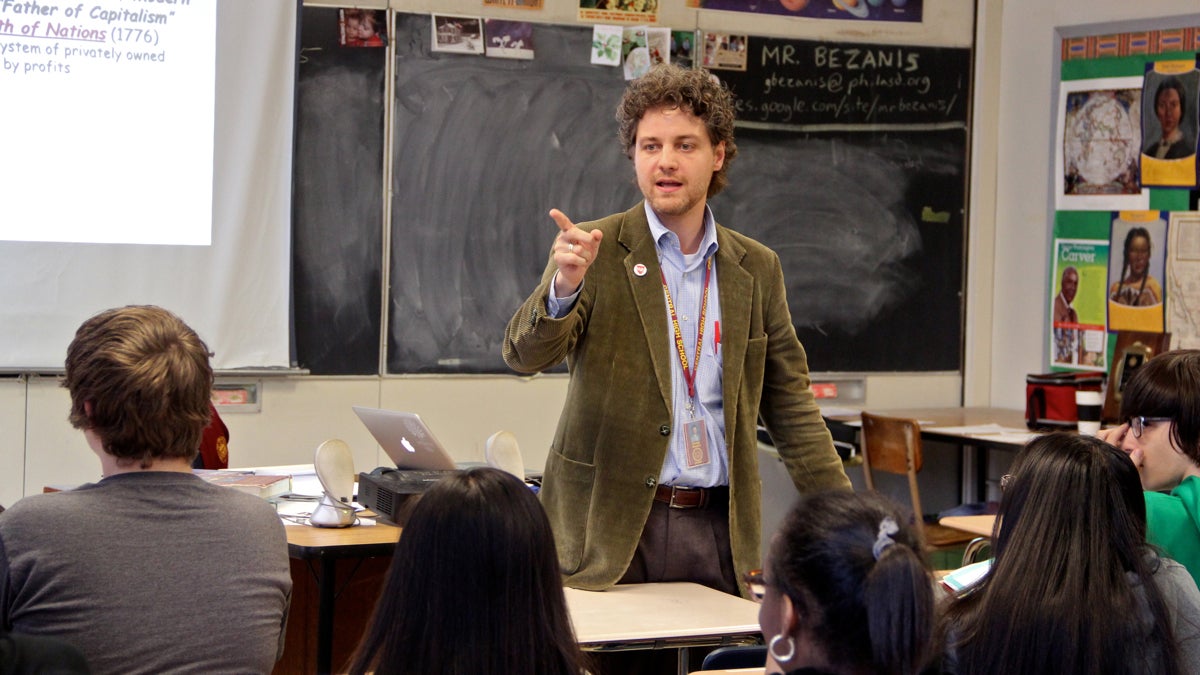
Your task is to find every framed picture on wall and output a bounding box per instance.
[1102,330,1171,423]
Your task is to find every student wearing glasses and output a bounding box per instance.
[1099,349,1200,586]
[748,490,935,675]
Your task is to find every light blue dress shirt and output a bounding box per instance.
[548,203,728,487]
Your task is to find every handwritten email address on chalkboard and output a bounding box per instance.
[720,38,970,130]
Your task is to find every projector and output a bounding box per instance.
[357,467,455,525]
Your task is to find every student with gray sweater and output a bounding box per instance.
[0,306,291,675]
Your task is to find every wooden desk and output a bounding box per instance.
[825,407,1034,503]
[280,520,401,675]
[279,527,760,675]
[940,514,997,537]
[566,582,762,675]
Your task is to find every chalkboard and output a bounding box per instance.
[381,13,969,374]
[293,7,385,375]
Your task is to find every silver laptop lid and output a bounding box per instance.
[352,406,457,471]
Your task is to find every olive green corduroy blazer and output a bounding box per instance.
[503,203,851,593]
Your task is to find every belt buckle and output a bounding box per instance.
[669,486,703,509]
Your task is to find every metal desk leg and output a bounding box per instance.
[677,646,689,675]
[961,445,978,504]
[317,556,336,675]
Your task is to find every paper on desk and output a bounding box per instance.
[819,405,861,418]
[930,423,1040,445]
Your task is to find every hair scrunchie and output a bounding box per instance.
[872,516,899,560]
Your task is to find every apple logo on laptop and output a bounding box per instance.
[401,437,417,453]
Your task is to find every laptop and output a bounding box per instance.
[352,406,457,471]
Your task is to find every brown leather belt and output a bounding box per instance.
[654,484,729,509]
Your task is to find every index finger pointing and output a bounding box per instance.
[549,208,575,233]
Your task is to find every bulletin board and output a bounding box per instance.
[292,8,973,375]
[1049,20,1200,376]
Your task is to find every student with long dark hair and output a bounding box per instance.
[941,433,1200,675]
[751,490,935,675]
[1099,349,1200,585]
[348,467,587,675]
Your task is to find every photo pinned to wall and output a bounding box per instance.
[671,30,696,68]
[485,20,534,59]
[432,15,485,55]
[579,0,658,25]
[1050,238,1110,371]
[482,0,544,8]
[591,24,622,66]
[1140,60,1199,188]
[684,0,922,22]
[701,32,748,72]
[339,9,386,48]
[1167,211,1200,348]
[1108,210,1168,333]
[645,27,670,67]
[622,26,650,80]
[1055,76,1148,211]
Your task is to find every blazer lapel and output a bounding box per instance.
[619,204,673,413]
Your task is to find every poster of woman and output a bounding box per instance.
[1108,211,1168,333]
[1140,61,1199,188]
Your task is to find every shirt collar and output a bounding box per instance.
[645,202,719,260]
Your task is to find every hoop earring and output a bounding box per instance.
[769,633,795,663]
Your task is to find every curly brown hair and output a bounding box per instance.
[64,305,213,468]
[616,64,739,197]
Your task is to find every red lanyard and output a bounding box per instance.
[661,257,712,401]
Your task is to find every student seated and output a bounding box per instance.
[751,490,935,675]
[0,305,291,675]
[348,467,587,675]
[1099,349,1200,585]
[941,433,1200,674]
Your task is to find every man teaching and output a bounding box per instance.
[504,64,849,597]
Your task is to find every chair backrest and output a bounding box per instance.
[701,645,767,670]
[860,412,925,523]
[484,430,524,479]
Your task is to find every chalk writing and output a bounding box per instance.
[722,36,969,129]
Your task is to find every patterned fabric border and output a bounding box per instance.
[1062,27,1200,61]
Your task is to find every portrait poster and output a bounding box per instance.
[484,20,534,59]
[1167,211,1200,348]
[579,0,658,25]
[432,15,486,55]
[684,0,922,22]
[1050,238,1109,371]
[339,9,386,48]
[1055,77,1149,211]
[1140,60,1199,188]
[1108,211,1167,333]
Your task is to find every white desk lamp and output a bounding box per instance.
[310,439,357,528]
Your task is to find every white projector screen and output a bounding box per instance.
[0,0,296,370]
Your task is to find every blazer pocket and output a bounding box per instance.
[541,449,596,574]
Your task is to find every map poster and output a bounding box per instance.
[1050,238,1110,371]
[1055,76,1149,211]
[1167,212,1200,348]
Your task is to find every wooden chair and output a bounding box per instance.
[859,412,977,552]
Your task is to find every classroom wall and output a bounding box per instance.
[5,0,977,506]
[978,0,1200,410]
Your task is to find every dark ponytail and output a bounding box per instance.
[865,541,935,675]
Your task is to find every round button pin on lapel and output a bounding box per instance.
[634,263,647,277]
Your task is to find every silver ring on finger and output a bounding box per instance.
[568,243,575,253]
